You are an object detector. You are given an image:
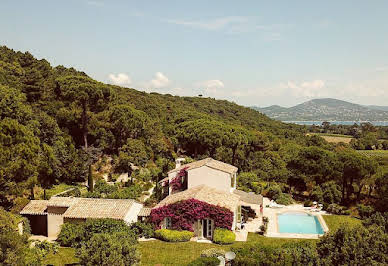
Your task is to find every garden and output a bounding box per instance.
[39,213,383,266]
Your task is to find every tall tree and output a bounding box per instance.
[56,76,112,149]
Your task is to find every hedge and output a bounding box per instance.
[213,228,235,245]
[154,229,194,242]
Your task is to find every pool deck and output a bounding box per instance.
[263,197,329,239]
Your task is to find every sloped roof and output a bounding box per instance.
[154,185,240,211]
[233,189,263,205]
[168,158,238,175]
[20,200,48,215]
[138,207,151,217]
[63,198,136,220]
[47,197,80,207]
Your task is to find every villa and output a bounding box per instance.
[20,197,144,238]
[153,158,263,240]
[20,158,263,241]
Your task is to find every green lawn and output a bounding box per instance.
[36,183,81,200]
[323,215,362,232]
[44,215,361,265]
[139,234,315,265]
[42,247,79,266]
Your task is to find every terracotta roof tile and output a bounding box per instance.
[233,189,263,205]
[138,207,151,217]
[20,200,48,215]
[168,158,238,175]
[154,185,240,211]
[63,198,135,220]
[47,197,80,207]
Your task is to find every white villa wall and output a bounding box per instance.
[188,166,232,192]
[47,214,63,238]
[124,202,143,224]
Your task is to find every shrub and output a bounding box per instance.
[82,219,134,242]
[213,228,235,244]
[266,184,282,200]
[109,185,143,199]
[61,188,81,197]
[357,204,375,219]
[317,225,388,265]
[326,203,349,215]
[188,257,220,266]
[0,208,41,265]
[76,232,139,266]
[154,229,194,242]
[304,200,313,207]
[200,248,226,258]
[232,241,318,265]
[57,223,84,247]
[10,197,30,213]
[94,180,118,194]
[33,240,59,258]
[259,224,267,235]
[276,193,293,205]
[311,182,342,205]
[58,219,134,248]
[129,222,154,238]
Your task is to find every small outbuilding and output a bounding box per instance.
[20,197,144,238]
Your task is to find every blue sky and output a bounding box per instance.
[1,0,388,107]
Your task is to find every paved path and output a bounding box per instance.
[235,230,248,241]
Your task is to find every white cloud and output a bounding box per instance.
[166,16,248,31]
[108,73,132,86]
[282,79,326,98]
[197,80,225,95]
[149,72,170,88]
[375,66,388,72]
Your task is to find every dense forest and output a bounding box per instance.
[0,45,387,215]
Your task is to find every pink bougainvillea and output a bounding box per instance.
[170,167,188,193]
[150,199,234,231]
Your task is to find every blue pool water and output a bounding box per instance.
[278,212,324,234]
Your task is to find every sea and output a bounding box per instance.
[283,121,388,126]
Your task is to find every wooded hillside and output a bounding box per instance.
[1,46,386,213]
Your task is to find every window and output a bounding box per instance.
[164,217,172,229]
[237,205,242,223]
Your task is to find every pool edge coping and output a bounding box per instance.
[269,210,329,239]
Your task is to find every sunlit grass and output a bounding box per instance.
[323,215,362,232]
[44,215,362,265]
[42,247,79,266]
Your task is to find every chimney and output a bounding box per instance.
[175,158,185,169]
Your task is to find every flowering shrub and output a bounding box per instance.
[170,167,188,193]
[150,199,234,231]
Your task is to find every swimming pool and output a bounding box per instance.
[277,211,324,234]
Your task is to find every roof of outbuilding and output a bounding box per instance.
[20,197,140,220]
[138,207,152,217]
[47,197,80,207]
[168,158,238,175]
[233,189,263,205]
[154,185,240,211]
[63,198,136,220]
[20,200,48,215]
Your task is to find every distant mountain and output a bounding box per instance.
[367,105,388,112]
[252,98,388,121]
